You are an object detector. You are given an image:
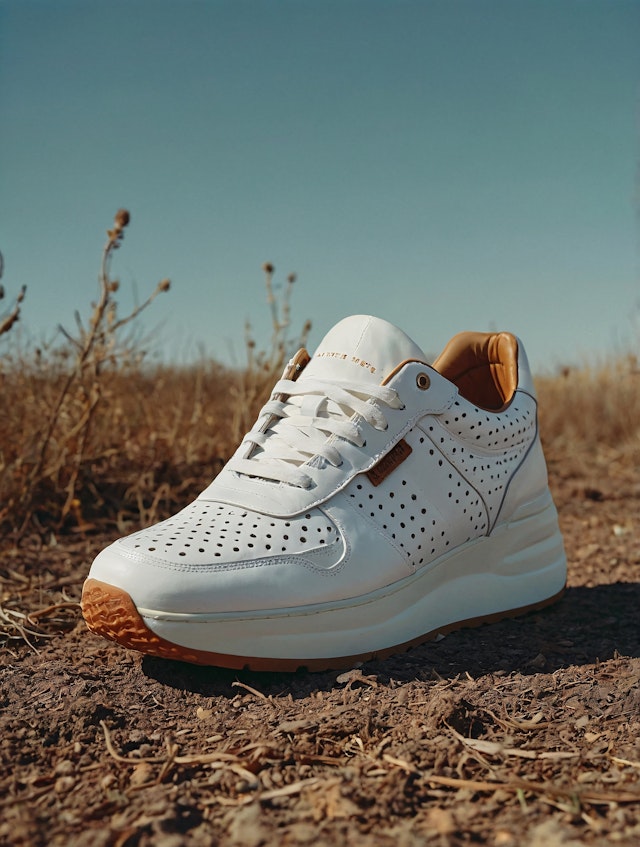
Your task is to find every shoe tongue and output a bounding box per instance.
[302,315,428,385]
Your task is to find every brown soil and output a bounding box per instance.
[1,449,639,847]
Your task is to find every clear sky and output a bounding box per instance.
[1,0,638,372]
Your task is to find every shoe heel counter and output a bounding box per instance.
[494,338,548,527]
[515,336,536,399]
[494,430,551,527]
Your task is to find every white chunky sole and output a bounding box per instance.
[82,490,566,671]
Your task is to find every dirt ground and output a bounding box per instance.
[1,447,639,847]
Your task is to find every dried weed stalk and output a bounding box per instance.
[0,250,26,338]
[0,223,311,541]
[0,570,80,655]
[3,210,170,536]
[2,213,638,545]
[231,262,311,443]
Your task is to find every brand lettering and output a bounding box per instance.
[366,440,413,486]
[316,351,348,360]
[315,351,377,374]
[351,357,376,374]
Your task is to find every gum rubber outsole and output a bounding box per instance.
[81,578,566,673]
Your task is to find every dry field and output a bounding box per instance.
[1,215,639,845]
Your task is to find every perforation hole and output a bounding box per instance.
[125,502,338,564]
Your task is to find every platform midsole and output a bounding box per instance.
[141,494,567,660]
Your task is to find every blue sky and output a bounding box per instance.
[1,0,638,372]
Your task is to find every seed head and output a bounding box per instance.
[114,209,130,229]
[262,262,274,275]
[158,278,171,293]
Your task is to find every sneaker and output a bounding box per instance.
[82,315,566,671]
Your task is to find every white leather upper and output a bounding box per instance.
[88,315,548,614]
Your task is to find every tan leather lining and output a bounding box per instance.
[432,331,519,410]
[381,358,430,385]
[281,348,311,382]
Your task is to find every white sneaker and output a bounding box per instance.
[82,315,566,671]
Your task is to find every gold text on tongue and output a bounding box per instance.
[316,350,377,374]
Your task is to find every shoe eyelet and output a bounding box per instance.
[416,373,431,390]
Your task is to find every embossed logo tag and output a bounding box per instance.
[366,439,413,487]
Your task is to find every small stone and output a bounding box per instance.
[129,762,154,787]
[54,776,75,793]
[54,759,74,776]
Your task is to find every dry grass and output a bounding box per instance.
[536,357,640,467]
[0,209,638,541]
[0,280,26,338]
[3,355,635,539]
[0,211,309,539]
[1,210,173,536]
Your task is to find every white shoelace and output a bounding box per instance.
[227,376,403,488]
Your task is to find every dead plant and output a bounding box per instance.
[230,262,311,444]
[0,249,26,338]
[3,210,170,537]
